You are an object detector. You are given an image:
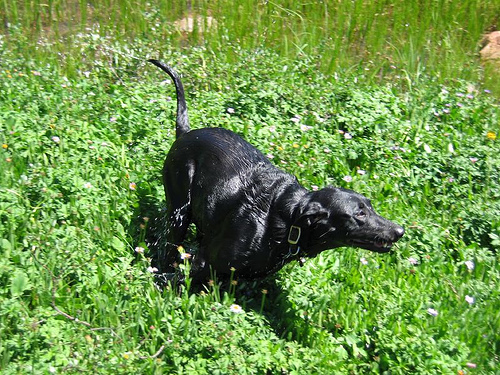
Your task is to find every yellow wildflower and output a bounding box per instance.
[486,131,496,140]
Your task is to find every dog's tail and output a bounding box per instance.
[148,59,190,138]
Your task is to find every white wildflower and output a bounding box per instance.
[465,295,475,305]
[229,304,244,314]
[464,260,475,270]
[427,308,438,316]
[408,257,418,265]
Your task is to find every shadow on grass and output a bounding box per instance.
[129,188,326,346]
[233,278,325,346]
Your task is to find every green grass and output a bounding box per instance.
[1,44,499,374]
[1,0,500,91]
[1,1,500,374]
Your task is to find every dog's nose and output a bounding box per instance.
[395,226,405,239]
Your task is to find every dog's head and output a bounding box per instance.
[293,187,404,256]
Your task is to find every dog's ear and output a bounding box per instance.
[293,201,335,255]
[294,201,329,228]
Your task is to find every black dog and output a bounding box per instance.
[148,60,404,284]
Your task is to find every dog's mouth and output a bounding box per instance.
[349,239,394,253]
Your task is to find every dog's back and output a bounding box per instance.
[166,127,271,177]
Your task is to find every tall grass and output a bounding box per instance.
[1,0,499,90]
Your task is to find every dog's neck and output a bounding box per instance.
[277,184,309,220]
[271,185,310,250]
[261,187,309,275]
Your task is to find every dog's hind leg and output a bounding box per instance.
[189,251,210,286]
[162,160,195,269]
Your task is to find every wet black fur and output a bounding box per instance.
[148,60,404,284]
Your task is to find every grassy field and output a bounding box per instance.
[1,1,500,374]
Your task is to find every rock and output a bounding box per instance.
[480,31,500,61]
[173,13,216,33]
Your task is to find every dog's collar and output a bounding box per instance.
[288,225,301,246]
[267,226,306,275]
[287,225,306,266]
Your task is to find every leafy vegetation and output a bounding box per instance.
[1,1,499,374]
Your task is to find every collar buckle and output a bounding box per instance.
[288,225,301,245]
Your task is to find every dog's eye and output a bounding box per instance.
[356,210,367,219]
